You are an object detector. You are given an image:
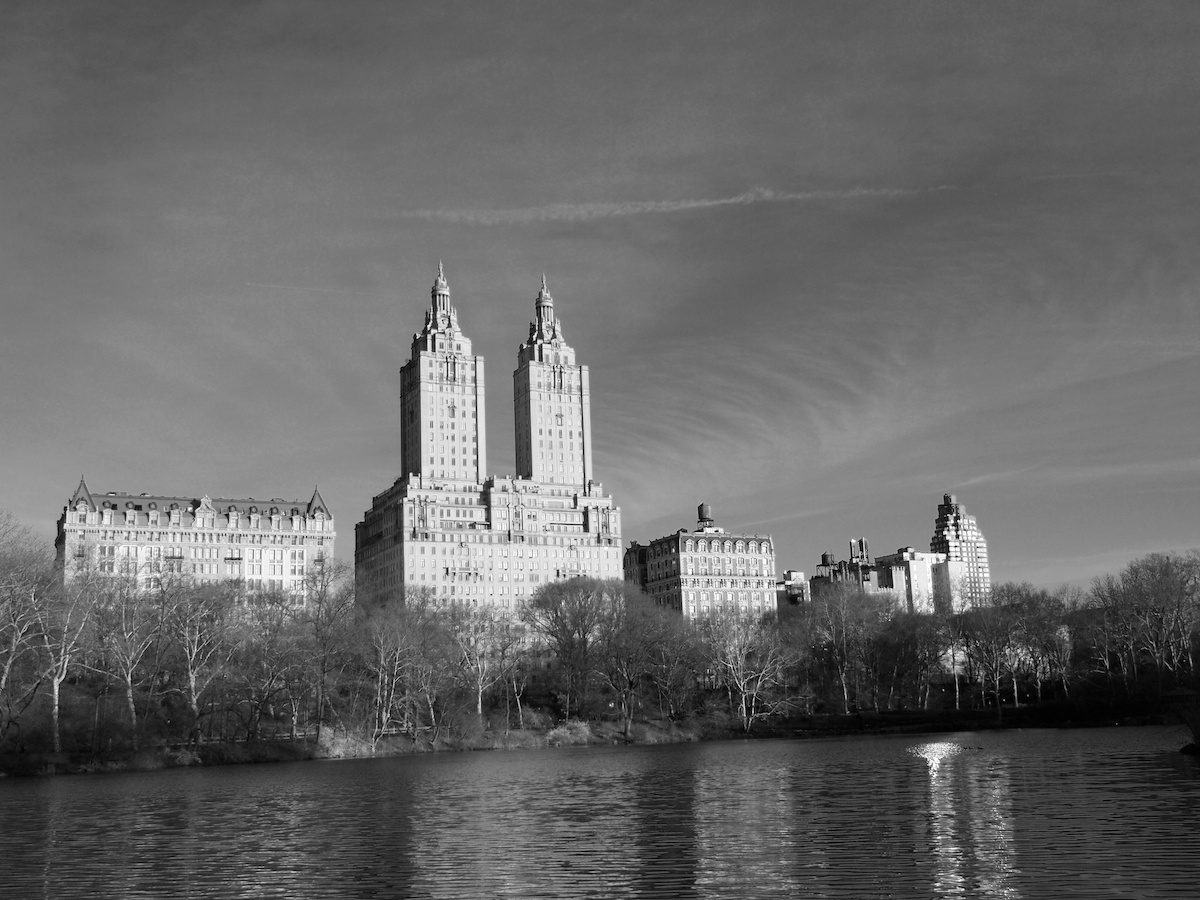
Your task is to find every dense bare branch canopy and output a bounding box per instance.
[2,502,1198,764]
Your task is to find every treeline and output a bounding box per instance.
[794,551,1200,719]
[3,508,1199,764]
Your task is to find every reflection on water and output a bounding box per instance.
[913,740,1017,899]
[3,726,1198,899]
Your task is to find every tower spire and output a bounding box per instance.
[431,261,451,315]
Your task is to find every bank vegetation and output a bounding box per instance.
[2,509,1198,774]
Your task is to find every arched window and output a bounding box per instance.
[748,541,758,554]
[735,540,745,553]
[697,540,707,552]
[723,541,732,553]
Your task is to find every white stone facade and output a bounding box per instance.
[356,268,622,608]
[55,479,335,599]
[874,547,948,615]
[514,277,593,487]
[399,262,488,485]
[625,504,777,620]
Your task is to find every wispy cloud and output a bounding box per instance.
[956,466,1045,488]
[398,185,957,226]
[245,283,389,298]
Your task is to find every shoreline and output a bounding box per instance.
[3,707,1190,779]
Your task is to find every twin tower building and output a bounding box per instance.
[354,266,623,607]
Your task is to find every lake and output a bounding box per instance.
[2,726,1197,898]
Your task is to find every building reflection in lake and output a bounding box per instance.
[8,729,1199,898]
[691,757,805,896]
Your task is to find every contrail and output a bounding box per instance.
[245,283,389,298]
[398,185,957,226]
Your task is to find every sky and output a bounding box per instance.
[3,1,1199,588]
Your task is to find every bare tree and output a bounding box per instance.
[700,609,797,732]
[357,587,452,743]
[960,586,1023,720]
[161,578,240,745]
[228,589,305,741]
[446,603,515,724]
[358,597,412,742]
[520,577,617,719]
[298,560,356,742]
[649,614,702,721]
[34,578,98,753]
[807,583,888,714]
[90,580,161,750]
[0,511,51,744]
[595,585,675,736]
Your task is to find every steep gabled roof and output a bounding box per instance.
[69,475,96,511]
[307,486,331,517]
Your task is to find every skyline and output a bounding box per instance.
[4,2,1200,587]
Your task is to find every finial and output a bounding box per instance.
[541,273,548,292]
[439,260,445,280]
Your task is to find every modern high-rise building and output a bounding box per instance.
[930,492,991,607]
[55,477,335,599]
[355,267,622,609]
[623,503,777,620]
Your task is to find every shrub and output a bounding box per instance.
[546,719,593,747]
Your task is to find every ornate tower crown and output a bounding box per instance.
[419,260,462,339]
[431,260,451,315]
[525,273,566,349]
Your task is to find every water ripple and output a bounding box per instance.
[3,726,1198,898]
